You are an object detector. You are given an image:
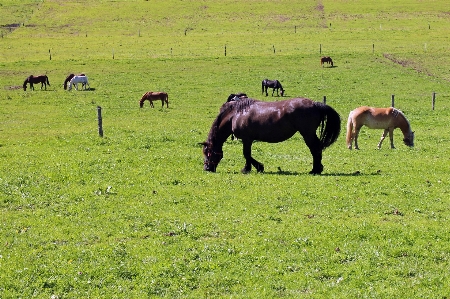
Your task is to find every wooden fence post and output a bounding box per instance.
[391,94,395,107]
[97,106,103,137]
[323,96,326,104]
[432,92,436,110]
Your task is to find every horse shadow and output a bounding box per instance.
[264,169,381,176]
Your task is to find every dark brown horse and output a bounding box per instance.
[262,79,284,97]
[23,75,50,91]
[139,91,169,108]
[201,98,341,174]
[64,73,85,90]
[320,56,334,67]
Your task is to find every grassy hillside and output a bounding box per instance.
[1,1,450,298]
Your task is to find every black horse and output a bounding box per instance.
[64,73,85,90]
[262,79,284,97]
[226,93,248,102]
[23,75,50,91]
[201,97,341,174]
[320,56,334,67]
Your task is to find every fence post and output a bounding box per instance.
[224,45,226,56]
[432,92,436,110]
[97,106,103,137]
[323,96,326,104]
[391,94,395,107]
[320,44,322,54]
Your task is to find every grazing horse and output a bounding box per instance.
[139,91,169,108]
[23,75,50,91]
[346,106,414,150]
[201,98,341,174]
[226,93,248,102]
[262,79,284,97]
[64,73,85,90]
[68,75,90,91]
[320,56,334,67]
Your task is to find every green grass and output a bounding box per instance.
[1,0,450,298]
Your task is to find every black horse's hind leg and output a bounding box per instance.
[302,133,323,174]
[241,140,264,174]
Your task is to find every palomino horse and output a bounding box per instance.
[23,75,50,91]
[68,75,90,91]
[320,56,334,67]
[346,106,414,150]
[139,91,169,108]
[64,73,85,90]
[262,79,284,97]
[201,98,341,174]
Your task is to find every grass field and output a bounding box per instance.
[1,0,450,298]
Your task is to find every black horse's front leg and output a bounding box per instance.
[241,140,264,173]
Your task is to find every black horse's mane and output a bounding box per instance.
[220,98,257,114]
[207,98,258,142]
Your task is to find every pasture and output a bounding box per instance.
[1,0,450,297]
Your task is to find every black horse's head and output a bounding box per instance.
[23,77,29,91]
[280,88,285,97]
[403,131,415,147]
[201,141,223,172]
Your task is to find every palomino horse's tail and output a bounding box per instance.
[346,112,353,148]
[316,102,341,150]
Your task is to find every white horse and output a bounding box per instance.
[68,75,90,91]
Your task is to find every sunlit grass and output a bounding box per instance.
[1,0,450,298]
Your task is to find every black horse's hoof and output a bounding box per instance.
[309,165,323,175]
[241,168,251,174]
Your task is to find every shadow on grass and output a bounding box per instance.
[264,170,381,176]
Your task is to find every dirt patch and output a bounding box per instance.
[383,53,434,77]
[5,86,22,90]
[316,3,324,12]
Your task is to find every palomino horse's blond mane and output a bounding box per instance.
[346,106,414,150]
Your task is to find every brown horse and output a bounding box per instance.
[320,56,334,67]
[139,91,169,108]
[201,98,341,174]
[23,75,50,91]
[346,106,414,150]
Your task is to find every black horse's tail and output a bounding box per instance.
[46,75,50,86]
[315,102,341,150]
[262,79,267,94]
